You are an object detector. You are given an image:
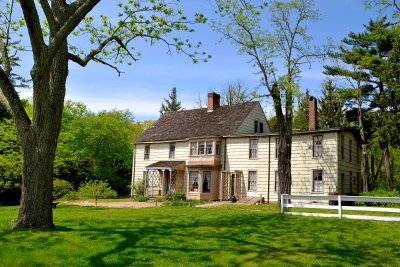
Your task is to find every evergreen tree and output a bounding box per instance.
[318,80,345,129]
[293,89,310,131]
[325,18,400,191]
[160,87,182,115]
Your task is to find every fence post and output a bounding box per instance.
[281,194,285,214]
[338,195,342,218]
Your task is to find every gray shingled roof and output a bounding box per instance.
[135,102,258,143]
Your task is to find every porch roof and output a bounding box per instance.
[145,161,185,171]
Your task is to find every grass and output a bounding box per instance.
[1,204,400,266]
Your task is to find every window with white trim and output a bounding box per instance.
[202,171,211,193]
[206,141,213,155]
[312,170,323,193]
[313,135,323,157]
[198,141,205,155]
[144,145,150,160]
[249,139,258,159]
[248,171,257,191]
[190,142,197,155]
[189,171,199,192]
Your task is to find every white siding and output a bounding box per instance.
[133,141,189,184]
[235,103,270,135]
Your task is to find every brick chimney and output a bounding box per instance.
[308,96,318,131]
[208,92,220,112]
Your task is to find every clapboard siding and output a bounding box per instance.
[235,103,270,135]
[133,142,189,183]
[133,129,361,201]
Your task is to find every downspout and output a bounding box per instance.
[131,144,137,198]
[267,135,271,203]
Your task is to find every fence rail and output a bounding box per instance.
[281,194,400,222]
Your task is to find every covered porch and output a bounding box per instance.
[144,161,185,197]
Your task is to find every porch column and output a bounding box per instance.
[162,170,165,196]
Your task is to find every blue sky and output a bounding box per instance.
[17,0,381,121]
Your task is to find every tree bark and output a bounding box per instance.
[13,0,69,229]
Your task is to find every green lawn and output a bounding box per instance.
[0,204,399,267]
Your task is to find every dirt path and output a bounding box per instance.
[63,201,158,208]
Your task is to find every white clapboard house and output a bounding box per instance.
[132,93,361,202]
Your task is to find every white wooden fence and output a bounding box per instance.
[281,194,400,222]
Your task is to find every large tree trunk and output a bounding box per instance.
[13,1,68,229]
[14,134,57,229]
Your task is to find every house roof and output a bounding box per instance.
[135,102,258,143]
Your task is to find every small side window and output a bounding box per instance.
[144,145,150,160]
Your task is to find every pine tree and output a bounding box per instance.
[160,87,182,115]
[318,80,345,129]
[293,89,310,131]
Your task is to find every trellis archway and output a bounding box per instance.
[220,171,246,201]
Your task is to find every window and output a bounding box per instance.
[203,171,211,192]
[313,135,323,157]
[169,143,175,159]
[206,141,213,155]
[248,171,257,191]
[190,142,197,155]
[189,171,199,192]
[341,135,345,159]
[198,141,205,155]
[249,139,258,159]
[216,142,221,155]
[144,145,150,160]
[275,138,280,159]
[349,139,352,162]
[254,120,264,133]
[254,120,258,133]
[312,170,323,193]
[274,171,279,192]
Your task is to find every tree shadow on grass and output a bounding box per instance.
[54,210,400,266]
[1,206,400,266]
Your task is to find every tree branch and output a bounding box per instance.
[0,68,31,130]
[39,0,57,32]
[19,0,46,61]
[48,0,100,61]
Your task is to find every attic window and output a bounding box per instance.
[254,120,264,133]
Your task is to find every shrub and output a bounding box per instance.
[163,199,199,207]
[53,179,74,200]
[136,196,150,202]
[62,191,82,201]
[356,189,400,207]
[78,180,117,207]
[165,191,186,201]
[132,180,145,197]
